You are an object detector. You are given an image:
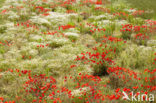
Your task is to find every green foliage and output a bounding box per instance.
[116,44,155,70]
[121,33,131,40]
[0,26,7,34]
[49,42,63,48]
[93,64,108,76]
[0,46,5,54]
[93,31,105,42]
[78,23,91,34]
[67,35,78,42]
[104,22,116,37]
[0,0,5,7]
[109,71,137,89]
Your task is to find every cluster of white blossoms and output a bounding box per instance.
[45,12,78,26]
[124,8,137,13]
[30,16,51,26]
[96,20,112,26]
[65,28,80,33]
[0,5,10,10]
[96,13,113,20]
[71,87,89,96]
[29,35,44,41]
[4,0,18,4]
[7,11,20,20]
[147,40,156,47]
[64,32,79,37]
[45,35,69,43]
[49,38,70,46]
[89,13,113,21]
[29,49,39,56]
[30,12,78,28]
[20,58,42,69]
[139,45,156,52]
[115,20,128,26]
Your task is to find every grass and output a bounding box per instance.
[0,0,5,7]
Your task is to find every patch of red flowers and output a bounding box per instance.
[135,33,149,40]
[0,40,14,47]
[59,24,75,30]
[132,10,145,17]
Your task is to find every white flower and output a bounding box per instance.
[7,11,20,20]
[147,40,156,46]
[45,12,68,25]
[30,16,51,25]
[20,8,28,15]
[96,20,112,26]
[29,49,38,56]
[66,28,80,33]
[124,8,137,13]
[44,12,78,26]
[4,0,16,3]
[115,20,128,26]
[7,27,17,31]
[64,32,79,37]
[97,14,113,20]
[55,7,66,13]
[96,15,108,20]
[5,22,14,27]
[47,38,69,47]
[45,35,69,43]
[32,13,36,16]
[12,2,23,7]
[29,35,44,41]
[0,5,10,10]
[20,58,41,69]
[53,38,69,43]
[90,14,113,21]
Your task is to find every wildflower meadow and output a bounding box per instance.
[0,0,155,103]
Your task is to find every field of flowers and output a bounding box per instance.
[0,0,155,103]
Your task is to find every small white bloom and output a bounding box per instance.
[71,87,89,96]
[30,16,51,25]
[29,49,38,56]
[124,8,137,13]
[64,32,79,37]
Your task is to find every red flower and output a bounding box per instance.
[0,97,4,101]
[42,13,50,16]
[70,65,77,68]
[21,70,28,74]
[133,86,138,89]
[96,0,102,5]
[115,88,120,93]
[32,99,37,102]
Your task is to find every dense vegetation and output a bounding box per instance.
[0,0,155,103]
[125,0,156,19]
